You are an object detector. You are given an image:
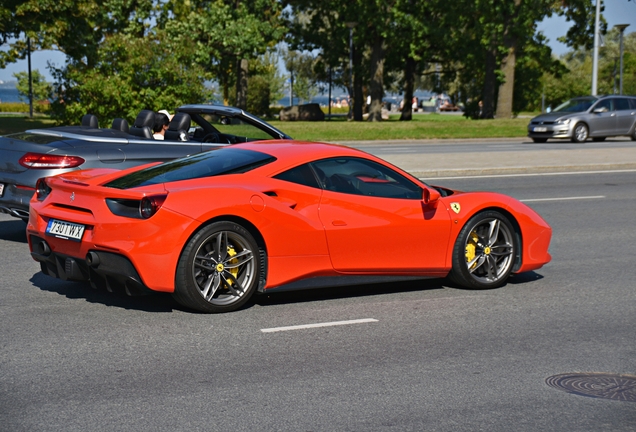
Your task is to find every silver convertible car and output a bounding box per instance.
[527,95,636,143]
[0,105,290,221]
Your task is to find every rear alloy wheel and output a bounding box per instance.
[449,211,517,289]
[571,123,589,143]
[174,221,260,313]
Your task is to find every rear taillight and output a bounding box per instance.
[140,195,167,219]
[35,178,52,201]
[19,153,85,169]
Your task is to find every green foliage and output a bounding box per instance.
[13,69,52,102]
[247,51,286,117]
[283,49,319,104]
[539,29,636,109]
[50,30,211,126]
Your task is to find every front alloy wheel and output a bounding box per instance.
[449,211,517,289]
[174,221,261,313]
[571,123,589,143]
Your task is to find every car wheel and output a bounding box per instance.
[631,128,636,141]
[448,211,517,289]
[592,137,606,142]
[532,138,548,143]
[571,123,589,143]
[174,221,260,313]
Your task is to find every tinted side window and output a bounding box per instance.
[615,98,631,111]
[274,164,321,188]
[628,98,636,110]
[311,157,422,199]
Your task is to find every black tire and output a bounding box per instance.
[531,138,548,143]
[592,137,606,142]
[448,211,517,289]
[631,128,636,141]
[571,122,589,143]
[173,221,260,313]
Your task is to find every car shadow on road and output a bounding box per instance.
[252,278,447,308]
[29,272,180,313]
[443,271,544,291]
[0,219,27,243]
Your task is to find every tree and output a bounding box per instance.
[247,50,286,116]
[1,0,154,68]
[50,30,211,126]
[161,0,285,107]
[455,0,596,119]
[13,69,52,102]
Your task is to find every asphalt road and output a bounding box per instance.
[1,148,636,431]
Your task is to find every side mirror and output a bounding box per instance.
[593,107,608,113]
[423,187,441,206]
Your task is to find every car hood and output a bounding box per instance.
[530,112,578,122]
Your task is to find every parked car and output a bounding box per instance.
[527,95,636,143]
[27,141,552,313]
[0,104,290,221]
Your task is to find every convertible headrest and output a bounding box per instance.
[111,118,130,133]
[165,112,191,141]
[133,110,156,128]
[81,114,98,128]
[168,112,191,132]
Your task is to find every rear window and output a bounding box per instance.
[105,147,276,189]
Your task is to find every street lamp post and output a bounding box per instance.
[591,0,601,96]
[615,24,630,95]
[27,37,33,118]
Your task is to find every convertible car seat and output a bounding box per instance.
[111,118,130,133]
[129,110,155,139]
[165,112,191,141]
[81,114,98,128]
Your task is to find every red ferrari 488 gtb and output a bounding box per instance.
[27,141,551,313]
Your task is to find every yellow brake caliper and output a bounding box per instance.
[224,246,239,286]
[465,231,479,269]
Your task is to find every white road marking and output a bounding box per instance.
[261,318,378,333]
[421,168,636,181]
[520,195,605,203]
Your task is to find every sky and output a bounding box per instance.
[1,0,635,84]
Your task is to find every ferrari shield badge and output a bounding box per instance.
[450,202,461,214]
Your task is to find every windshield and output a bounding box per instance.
[105,148,276,189]
[553,97,596,113]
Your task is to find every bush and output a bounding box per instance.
[0,101,51,114]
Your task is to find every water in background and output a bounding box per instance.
[0,87,22,103]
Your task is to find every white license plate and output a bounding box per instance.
[0,183,4,197]
[533,127,547,132]
[45,219,86,242]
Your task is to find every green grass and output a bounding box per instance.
[1,112,530,141]
[0,116,56,136]
[270,113,529,142]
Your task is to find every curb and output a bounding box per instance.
[411,163,636,179]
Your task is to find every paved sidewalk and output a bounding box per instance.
[342,138,636,178]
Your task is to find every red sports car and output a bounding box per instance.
[27,141,551,313]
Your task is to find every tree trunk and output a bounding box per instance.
[353,43,363,121]
[495,41,516,118]
[481,47,497,119]
[235,58,248,110]
[368,36,385,122]
[400,57,416,121]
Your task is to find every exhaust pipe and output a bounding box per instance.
[86,251,101,268]
[37,241,51,256]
